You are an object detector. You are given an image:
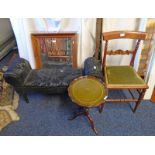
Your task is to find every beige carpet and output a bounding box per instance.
[0,73,20,131]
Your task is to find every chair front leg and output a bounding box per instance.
[133,89,146,113]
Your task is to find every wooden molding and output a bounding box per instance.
[95,18,103,60]
[138,19,155,77]
[106,50,133,55]
[151,87,155,103]
[103,31,146,40]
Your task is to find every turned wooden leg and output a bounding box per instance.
[133,89,146,113]
[68,107,98,135]
[23,93,29,103]
[85,108,98,135]
[68,111,85,120]
[68,106,85,120]
[98,103,105,113]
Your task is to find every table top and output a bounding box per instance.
[68,76,107,107]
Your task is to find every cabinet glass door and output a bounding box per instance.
[39,37,73,68]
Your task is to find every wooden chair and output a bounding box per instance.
[102,31,149,113]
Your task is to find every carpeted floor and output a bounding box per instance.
[0,91,155,136]
[0,51,155,136]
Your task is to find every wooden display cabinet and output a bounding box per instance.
[31,32,78,69]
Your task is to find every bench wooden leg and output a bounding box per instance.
[23,93,29,103]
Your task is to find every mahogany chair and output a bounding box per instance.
[102,31,149,113]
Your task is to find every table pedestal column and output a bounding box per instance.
[69,107,98,135]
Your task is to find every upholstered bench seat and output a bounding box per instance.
[4,58,82,102]
[24,68,82,87]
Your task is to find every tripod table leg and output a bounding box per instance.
[68,111,85,120]
[85,108,98,135]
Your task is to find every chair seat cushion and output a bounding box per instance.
[24,68,82,88]
[105,66,147,88]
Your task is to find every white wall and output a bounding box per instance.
[81,19,96,67]
[0,18,14,43]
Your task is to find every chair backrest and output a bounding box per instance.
[102,31,147,68]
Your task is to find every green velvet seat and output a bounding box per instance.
[105,66,147,89]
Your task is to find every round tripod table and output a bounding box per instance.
[68,76,107,135]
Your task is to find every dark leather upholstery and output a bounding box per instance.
[4,57,103,103]
[84,57,103,80]
[24,68,82,87]
[4,58,32,87]
[4,58,82,98]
